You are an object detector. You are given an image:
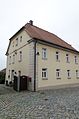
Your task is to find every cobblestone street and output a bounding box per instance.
[0,85,79,119]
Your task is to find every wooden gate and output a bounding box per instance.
[20,75,27,90]
[13,76,18,91]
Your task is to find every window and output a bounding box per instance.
[56,69,61,79]
[20,36,22,42]
[8,70,10,78]
[19,51,22,62]
[42,48,47,59]
[42,68,48,79]
[18,71,21,76]
[13,41,14,47]
[66,54,69,63]
[16,38,18,46]
[9,56,11,65]
[75,56,78,64]
[76,70,79,78]
[56,52,59,61]
[12,54,15,64]
[67,70,71,79]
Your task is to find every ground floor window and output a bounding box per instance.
[42,68,48,79]
[76,70,79,79]
[56,69,61,79]
[67,70,71,79]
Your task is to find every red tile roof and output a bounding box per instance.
[25,23,77,52]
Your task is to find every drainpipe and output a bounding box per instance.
[34,40,37,91]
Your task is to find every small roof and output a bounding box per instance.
[25,23,77,51]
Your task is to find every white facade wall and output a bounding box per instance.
[36,43,79,90]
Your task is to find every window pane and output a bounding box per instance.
[42,48,47,59]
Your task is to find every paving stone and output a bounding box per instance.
[1,84,79,118]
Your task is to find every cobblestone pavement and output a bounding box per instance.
[0,85,79,119]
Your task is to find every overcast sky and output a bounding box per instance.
[0,0,79,70]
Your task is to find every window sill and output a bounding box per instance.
[66,61,70,63]
[42,78,48,80]
[56,60,60,62]
[67,77,71,79]
[42,58,47,60]
[56,77,61,80]
[77,77,79,79]
[75,63,78,65]
[18,60,22,62]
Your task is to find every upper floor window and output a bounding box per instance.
[19,51,22,62]
[56,69,61,79]
[75,56,78,64]
[56,51,59,61]
[20,36,22,42]
[66,54,69,63]
[42,48,47,59]
[67,70,71,79]
[12,41,14,47]
[12,54,15,64]
[42,68,48,79]
[9,56,11,65]
[16,38,18,46]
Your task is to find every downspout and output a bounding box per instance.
[34,40,37,91]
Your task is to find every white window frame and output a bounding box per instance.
[42,48,47,59]
[56,51,59,61]
[42,68,48,79]
[9,56,11,65]
[67,70,71,79]
[12,54,15,64]
[56,69,61,79]
[16,38,18,46]
[75,56,78,64]
[20,36,22,42]
[12,41,14,47]
[66,54,69,63]
[76,70,79,78]
[19,51,22,62]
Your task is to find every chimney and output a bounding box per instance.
[29,20,33,25]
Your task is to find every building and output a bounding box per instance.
[0,68,6,84]
[6,20,79,91]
